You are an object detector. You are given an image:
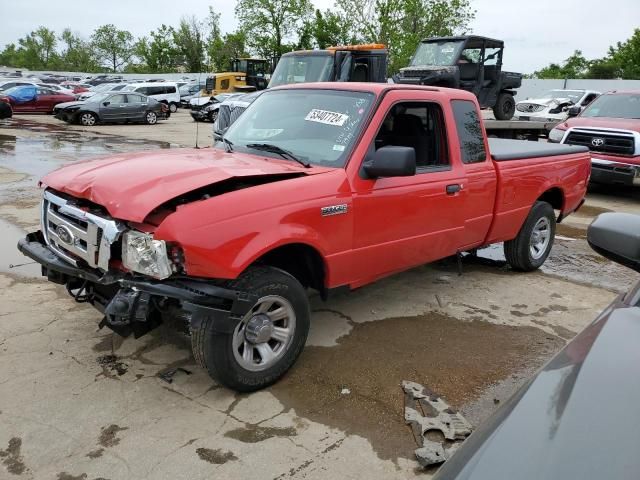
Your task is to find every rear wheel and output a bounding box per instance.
[145,111,158,125]
[191,266,310,392]
[169,102,178,113]
[504,201,556,271]
[79,112,97,126]
[493,93,516,120]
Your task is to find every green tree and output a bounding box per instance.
[533,50,590,79]
[335,0,475,73]
[310,9,358,49]
[0,43,20,68]
[91,24,134,72]
[60,29,99,72]
[605,28,640,79]
[173,16,205,72]
[135,25,178,72]
[235,0,314,59]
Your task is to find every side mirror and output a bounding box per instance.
[567,106,580,117]
[587,213,640,272]
[364,146,416,178]
[102,101,110,106]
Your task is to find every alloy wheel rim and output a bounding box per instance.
[82,113,95,126]
[232,295,296,372]
[147,112,156,124]
[530,217,551,259]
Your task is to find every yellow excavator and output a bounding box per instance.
[202,58,270,96]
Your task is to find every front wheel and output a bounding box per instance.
[145,111,158,125]
[504,201,556,271]
[191,266,310,392]
[79,111,97,126]
[493,93,516,120]
[169,102,178,113]
[208,110,218,123]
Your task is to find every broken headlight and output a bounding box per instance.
[122,231,173,280]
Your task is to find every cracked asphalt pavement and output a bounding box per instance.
[0,113,637,479]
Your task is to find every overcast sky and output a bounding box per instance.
[1,0,638,73]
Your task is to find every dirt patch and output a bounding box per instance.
[575,204,611,218]
[271,312,564,462]
[57,473,87,480]
[531,319,576,340]
[86,448,104,459]
[196,447,238,465]
[557,223,587,239]
[96,355,128,377]
[0,437,27,475]
[224,425,297,443]
[98,424,128,448]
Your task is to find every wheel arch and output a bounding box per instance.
[537,186,565,213]
[246,242,327,298]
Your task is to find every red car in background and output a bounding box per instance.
[60,82,91,94]
[0,85,75,113]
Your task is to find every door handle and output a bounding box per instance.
[446,184,462,195]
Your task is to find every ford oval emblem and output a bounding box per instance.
[56,225,75,245]
[591,137,605,147]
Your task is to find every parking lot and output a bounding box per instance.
[1,111,638,479]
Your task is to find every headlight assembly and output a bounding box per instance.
[548,127,566,143]
[122,231,173,279]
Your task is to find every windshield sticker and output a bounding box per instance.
[305,109,349,126]
[333,144,345,152]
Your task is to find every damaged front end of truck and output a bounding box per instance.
[18,188,260,339]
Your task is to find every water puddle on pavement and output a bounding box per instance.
[0,129,171,184]
[270,312,563,462]
[0,218,41,278]
[471,241,637,294]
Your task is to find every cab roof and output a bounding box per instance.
[269,81,479,101]
[423,35,504,49]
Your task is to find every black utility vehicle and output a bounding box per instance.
[395,36,522,120]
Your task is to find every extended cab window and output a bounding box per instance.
[374,102,449,169]
[451,100,487,164]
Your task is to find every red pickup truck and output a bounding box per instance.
[18,83,590,391]
[549,90,640,186]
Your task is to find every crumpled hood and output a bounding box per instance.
[519,97,571,107]
[42,148,326,222]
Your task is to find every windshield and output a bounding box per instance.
[581,93,640,119]
[223,89,374,167]
[410,41,464,66]
[540,90,584,103]
[268,55,334,88]
[88,93,111,103]
[2,86,25,96]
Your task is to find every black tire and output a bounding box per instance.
[191,266,310,392]
[145,110,158,125]
[78,111,98,126]
[493,93,516,120]
[208,110,218,123]
[169,102,178,113]
[504,201,556,271]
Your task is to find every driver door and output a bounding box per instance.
[100,94,128,121]
[349,93,468,286]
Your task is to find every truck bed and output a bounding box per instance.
[488,137,588,161]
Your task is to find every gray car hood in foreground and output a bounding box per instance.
[434,288,640,479]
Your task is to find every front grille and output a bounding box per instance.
[516,103,545,113]
[229,106,246,126]
[565,129,635,156]
[217,104,231,131]
[42,190,125,271]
